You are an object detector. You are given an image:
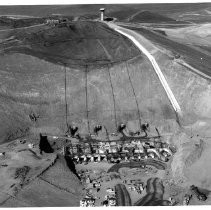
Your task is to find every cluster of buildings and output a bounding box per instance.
[102,188,117,206]
[45,7,106,29]
[80,196,95,207]
[45,17,69,27]
[79,187,117,207]
[79,170,102,207]
[65,139,174,164]
[124,179,145,194]
[78,169,118,207]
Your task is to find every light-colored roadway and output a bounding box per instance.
[107,23,182,116]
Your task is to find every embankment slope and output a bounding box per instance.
[0,20,177,143]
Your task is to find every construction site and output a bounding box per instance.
[0,3,211,207]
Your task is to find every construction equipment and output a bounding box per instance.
[190,185,207,201]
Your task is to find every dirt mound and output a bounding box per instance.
[107,8,139,21]
[0,20,178,143]
[4,21,140,67]
[185,139,205,167]
[184,142,211,191]
[127,11,178,23]
[135,177,170,206]
[0,16,45,29]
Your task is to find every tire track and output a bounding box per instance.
[108,159,166,173]
[134,178,170,206]
[122,185,132,206]
[107,64,118,130]
[125,61,142,129]
[146,178,155,194]
[109,24,182,115]
[0,191,32,207]
[85,65,90,133]
[115,184,131,206]
[64,65,68,128]
[97,39,112,60]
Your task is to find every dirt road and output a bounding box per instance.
[134,177,170,206]
[115,184,132,206]
[107,160,167,173]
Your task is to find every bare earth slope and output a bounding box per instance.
[0,20,177,143]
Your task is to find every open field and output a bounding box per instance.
[0,20,179,143]
[13,178,79,207]
[40,155,83,195]
[0,150,83,207]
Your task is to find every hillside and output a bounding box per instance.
[0,16,45,29]
[0,20,179,143]
[1,17,211,144]
[158,24,211,53]
[0,3,210,22]
[3,21,140,66]
[125,26,211,77]
[126,11,180,23]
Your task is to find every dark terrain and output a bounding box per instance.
[5,21,139,66]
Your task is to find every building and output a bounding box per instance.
[109,147,117,153]
[86,198,95,206]
[108,198,116,206]
[98,147,105,154]
[80,199,87,207]
[100,8,105,21]
[45,19,59,26]
[147,148,161,159]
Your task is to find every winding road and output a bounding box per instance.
[107,23,182,116]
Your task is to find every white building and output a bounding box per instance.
[99,8,105,21]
